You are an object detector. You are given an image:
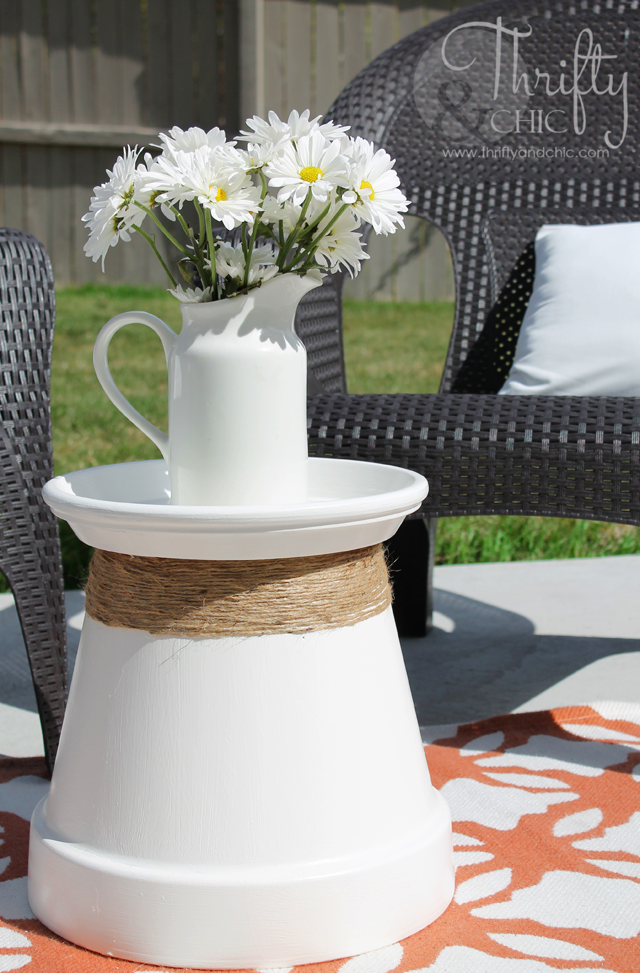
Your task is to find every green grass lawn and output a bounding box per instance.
[38,285,640,587]
[342,300,454,395]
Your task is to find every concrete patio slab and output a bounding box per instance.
[403,554,640,725]
[1,554,639,755]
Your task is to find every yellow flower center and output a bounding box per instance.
[360,180,374,199]
[215,187,227,202]
[300,166,323,183]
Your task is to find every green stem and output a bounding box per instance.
[292,203,352,276]
[190,233,211,291]
[314,201,349,239]
[242,172,272,289]
[276,189,313,270]
[204,207,218,298]
[288,247,316,272]
[293,251,322,277]
[134,202,191,256]
[179,202,209,288]
[296,198,332,241]
[167,203,192,242]
[133,225,177,287]
[243,215,263,290]
[193,199,206,247]
[256,224,279,244]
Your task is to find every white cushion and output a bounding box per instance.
[499,221,640,396]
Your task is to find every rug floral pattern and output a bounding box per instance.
[1,703,639,972]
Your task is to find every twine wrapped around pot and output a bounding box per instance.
[84,545,392,638]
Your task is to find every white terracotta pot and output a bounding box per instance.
[29,608,454,969]
[31,460,455,967]
[93,273,321,506]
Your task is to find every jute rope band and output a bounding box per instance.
[84,545,392,638]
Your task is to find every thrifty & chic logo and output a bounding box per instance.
[413,17,628,150]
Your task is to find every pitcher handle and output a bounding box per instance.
[93,311,178,464]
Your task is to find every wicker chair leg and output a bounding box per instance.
[1,545,67,771]
[386,517,436,638]
[9,572,67,772]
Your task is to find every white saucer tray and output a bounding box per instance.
[29,457,455,969]
[42,456,430,559]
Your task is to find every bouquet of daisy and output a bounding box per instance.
[83,110,408,302]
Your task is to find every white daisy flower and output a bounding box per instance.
[341,137,408,235]
[240,109,305,146]
[83,113,402,290]
[265,130,349,206]
[313,208,368,278]
[135,152,179,221]
[82,146,151,268]
[214,242,279,286]
[217,141,272,173]
[168,283,214,303]
[236,141,279,171]
[316,118,352,141]
[156,125,228,164]
[146,146,263,229]
[260,195,303,233]
[143,150,192,201]
[240,109,350,149]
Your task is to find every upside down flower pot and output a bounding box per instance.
[29,458,455,969]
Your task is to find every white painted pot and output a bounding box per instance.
[93,273,321,506]
[30,459,455,968]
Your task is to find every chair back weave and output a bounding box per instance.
[320,0,639,392]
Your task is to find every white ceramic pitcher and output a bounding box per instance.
[93,273,321,506]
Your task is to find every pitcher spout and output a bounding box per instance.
[243,271,324,329]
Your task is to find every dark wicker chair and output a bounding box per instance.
[0,229,66,772]
[296,0,640,636]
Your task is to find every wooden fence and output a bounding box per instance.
[0,1,478,295]
[243,1,480,301]
[0,0,239,286]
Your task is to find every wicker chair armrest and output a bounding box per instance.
[307,393,640,525]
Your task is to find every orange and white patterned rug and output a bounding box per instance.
[1,703,639,972]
